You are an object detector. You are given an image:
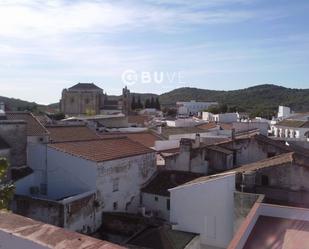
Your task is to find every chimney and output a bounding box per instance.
[194,133,201,148]
[231,128,235,141]
[0,102,5,118]
[0,102,4,112]
[180,138,192,152]
[157,126,162,134]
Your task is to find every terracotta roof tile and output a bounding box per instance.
[142,170,203,196]
[277,119,309,128]
[128,115,152,126]
[48,137,155,162]
[220,123,233,130]
[47,125,99,143]
[0,211,125,249]
[100,131,163,148]
[195,122,218,130]
[207,145,233,154]
[6,112,49,136]
[181,152,295,187]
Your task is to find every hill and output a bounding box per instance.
[159,84,309,117]
[0,96,38,112]
[1,84,308,118]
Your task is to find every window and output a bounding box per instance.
[112,178,119,192]
[267,152,276,158]
[166,199,170,211]
[154,196,158,202]
[40,183,47,195]
[261,175,269,186]
[85,98,90,104]
[113,202,118,210]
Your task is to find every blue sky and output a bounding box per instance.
[0,0,308,104]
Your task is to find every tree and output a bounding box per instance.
[150,97,155,108]
[155,97,161,110]
[0,158,14,210]
[131,96,136,110]
[137,96,143,109]
[145,99,151,108]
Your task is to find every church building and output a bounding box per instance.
[60,83,131,116]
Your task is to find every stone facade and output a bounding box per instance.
[60,83,105,115]
[60,83,131,116]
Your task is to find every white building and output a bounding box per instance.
[170,173,236,248]
[176,100,218,116]
[15,137,157,233]
[140,170,203,220]
[202,112,238,123]
[278,105,291,119]
[271,119,309,141]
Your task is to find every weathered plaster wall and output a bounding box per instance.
[0,120,27,167]
[141,192,170,220]
[96,152,156,213]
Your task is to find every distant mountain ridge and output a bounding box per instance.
[159,84,309,117]
[1,84,308,117]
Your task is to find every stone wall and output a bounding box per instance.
[0,120,27,167]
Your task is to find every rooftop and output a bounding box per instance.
[128,115,152,126]
[100,131,163,148]
[180,152,295,187]
[243,215,309,249]
[127,225,196,249]
[277,119,309,128]
[6,112,49,136]
[195,122,218,131]
[160,126,206,139]
[142,170,203,196]
[0,211,124,249]
[207,145,233,154]
[46,125,99,143]
[48,137,155,163]
[68,82,102,91]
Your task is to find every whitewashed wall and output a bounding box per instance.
[46,147,97,200]
[170,174,235,249]
[96,152,156,213]
[141,192,170,220]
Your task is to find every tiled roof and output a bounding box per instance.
[142,170,203,196]
[6,112,49,136]
[68,82,102,91]
[220,123,233,130]
[207,145,233,154]
[160,126,205,139]
[100,131,163,148]
[127,225,196,249]
[254,134,292,153]
[181,152,295,187]
[0,211,125,249]
[48,137,155,162]
[128,115,152,126]
[47,125,99,143]
[233,152,294,172]
[195,122,218,130]
[277,119,309,128]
